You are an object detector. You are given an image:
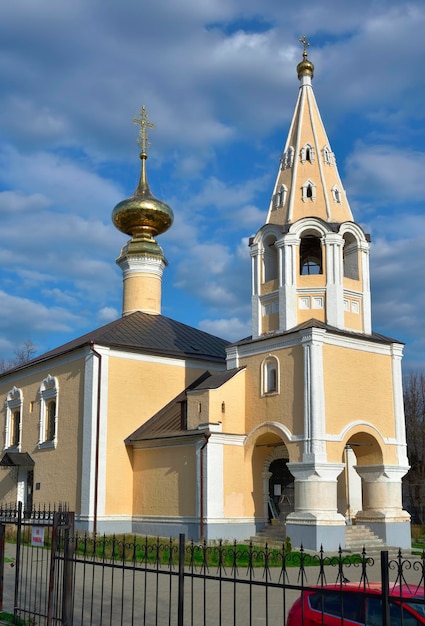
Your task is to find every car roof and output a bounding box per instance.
[307,583,425,598]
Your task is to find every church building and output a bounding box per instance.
[0,43,411,551]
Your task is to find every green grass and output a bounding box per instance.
[70,535,364,568]
[0,612,28,625]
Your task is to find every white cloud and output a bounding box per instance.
[345,144,425,204]
[98,307,119,322]
[0,0,423,369]
[199,317,251,342]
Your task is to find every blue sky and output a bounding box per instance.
[0,0,424,370]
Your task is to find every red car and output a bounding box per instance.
[287,583,425,625]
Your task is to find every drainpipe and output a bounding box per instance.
[89,342,102,535]
[199,430,211,541]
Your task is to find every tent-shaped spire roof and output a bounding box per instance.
[266,37,353,226]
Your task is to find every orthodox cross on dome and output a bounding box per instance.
[298,34,310,56]
[133,106,155,154]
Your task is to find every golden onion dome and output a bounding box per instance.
[297,35,314,80]
[112,152,174,242]
[112,106,174,248]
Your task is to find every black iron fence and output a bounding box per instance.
[0,504,424,625]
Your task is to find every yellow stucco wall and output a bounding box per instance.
[105,357,213,515]
[323,344,397,463]
[223,444,252,517]
[132,444,196,516]
[344,306,363,332]
[240,345,304,440]
[0,354,85,510]
[215,372,246,434]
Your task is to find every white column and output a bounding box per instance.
[355,465,410,520]
[324,233,344,328]
[355,464,411,548]
[359,240,372,334]
[286,462,346,550]
[203,428,224,520]
[80,346,110,530]
[391,343,409,467]
[250,243,261,338]
[277,234,298,331]
[300,328,327,463]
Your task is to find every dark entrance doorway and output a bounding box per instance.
[268,459,294,522]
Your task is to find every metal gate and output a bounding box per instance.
[0,502,73,625]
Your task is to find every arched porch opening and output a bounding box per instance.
[247,431,292,527]
[337,431,383,522]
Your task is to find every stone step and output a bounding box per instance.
[252,523,388,551]
[344,524,385,549]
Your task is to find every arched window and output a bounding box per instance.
[343,233,359,280]
[261,355,279,395]
[331,185,342,203]
[322,145,334,166]
[5,386,23,450]
[274,184,287,209]
[281,146,294,170]
[301,180,316,202]
[300,143,315,164]
[38,375,59,448]
[300,235,322,275]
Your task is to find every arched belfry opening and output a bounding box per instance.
[300,234,322,275]
[337,432,383,522]
[263,235,278,282]
[343,232,359,280]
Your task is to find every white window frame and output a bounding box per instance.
[5,387,23,450]
[300,143,315,164]
[274,184,288,208]
[322,145,334,166]
[281,146,294,170]
[261,355,280,396]
[301,179,317,202]
[38,375,59,449]
[331,185,342,203]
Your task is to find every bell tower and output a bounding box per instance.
[250,37,371,339]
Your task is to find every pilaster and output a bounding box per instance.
[324,232,344,328]
[277,234,298,331]
[299,327,327,463]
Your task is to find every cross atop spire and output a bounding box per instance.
[133,106,155,155]
[298,35,310,56]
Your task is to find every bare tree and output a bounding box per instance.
[13,339,36,365]
[403,371,425,524]
[0,340,37,373]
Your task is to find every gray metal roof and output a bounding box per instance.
[231,318,402,347]
[0,311,229,376]
[125,368,243,443]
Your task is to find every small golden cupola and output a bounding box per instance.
[296,34,315,80]
[112,106,174,316]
